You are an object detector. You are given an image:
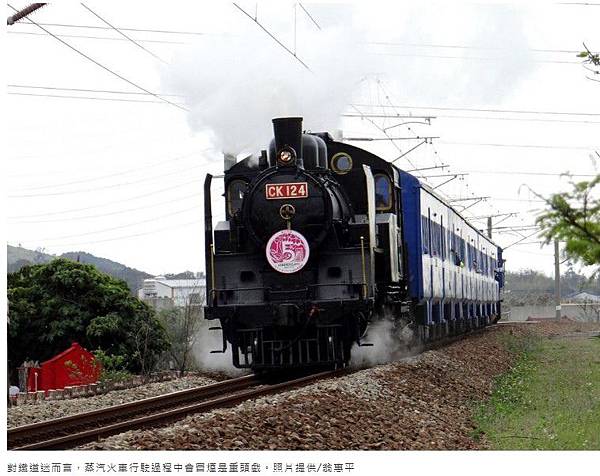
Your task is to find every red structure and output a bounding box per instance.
[27,342,102,393]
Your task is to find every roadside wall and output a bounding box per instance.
[506,304,600,322]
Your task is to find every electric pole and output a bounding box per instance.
[487,216,493,239]
[554,239,561,319]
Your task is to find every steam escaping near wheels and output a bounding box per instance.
[350,319,421,369]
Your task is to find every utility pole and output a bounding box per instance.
[554,240,561,319]
[487,216,493,239]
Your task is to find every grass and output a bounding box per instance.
[473,334,600,450]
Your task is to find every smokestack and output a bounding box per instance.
[272,117,303,165]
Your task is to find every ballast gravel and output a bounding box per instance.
[7,374,219,428]
[18,320,598,450]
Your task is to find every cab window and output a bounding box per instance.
[374,174,392,211]
[227,179,247,216]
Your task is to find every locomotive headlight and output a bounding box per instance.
[278,147,296,165]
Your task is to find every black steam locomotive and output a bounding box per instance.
[204,117,504,370]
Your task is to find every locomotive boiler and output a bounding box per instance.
[204,117,504,370]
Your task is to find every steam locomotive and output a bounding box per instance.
[204,117,504,370]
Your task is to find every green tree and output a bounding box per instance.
[577,43,599,83]
[536,174,600,269]
[8,259,170,377]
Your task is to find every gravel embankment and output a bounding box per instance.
[7,375,219,428]
[82,322,570,450]
[14,320,597,450]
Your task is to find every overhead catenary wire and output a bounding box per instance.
[298,2,321,30]
[8,92,175,104]
[369,51,582,65]
[80,3,168,64]
[7,176,210,219]
[368,41,582,54]
[11,21,207,35]
[439,141,598,151]
[342,111,600,125]
[8,161,211,198]
[12,150,207,191]
[459,170,598,177]
[8,84,181,97]
[11,20,586,54]
[9,191,204,224]
[18,219,203,249]
[232,2,311,71]
[20,205,201,243]
[7,3,187,112]
[9,30,187,44]
[350,103,600,117]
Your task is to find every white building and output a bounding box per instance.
[138,276,206,308]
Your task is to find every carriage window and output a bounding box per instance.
[421,216,429,254]
[374,174,392,210]
[331,153,353,174]
[227,179,247,216]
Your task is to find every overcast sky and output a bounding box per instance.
[5,0,600,279]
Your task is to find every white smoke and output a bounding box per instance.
[162,18,374,156]
[350,318,419,368]
[191,318,246,376]
[163,3,535,157]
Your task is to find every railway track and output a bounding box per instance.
[8,370,345,450]
[9,325,496,450]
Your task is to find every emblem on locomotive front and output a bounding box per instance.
[266,229,310,273]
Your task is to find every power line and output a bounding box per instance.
[9,30,186,44]
[439,141,598,151]
[7,176,209,219]
[11,20,586,54]
[344,136,439,141]
[8,162,209,198]
[557,2,600,5]
[80,3,168,64]
[232,2,311,71]
[298,2,321,30]
[350,102,418,169]
[7,4,187,112]
[21,219,203,249]
[343,136,596,151]
[13,150,203,191]
[505,230,542,249]
[8,92,171,104]
[461,170,597,177]
[342,111,600,125]
[8,84,180,97]
[368,41,582,54]
[9,191,203,224]
[12,21,207,35]
[21,205,200,243]
[350,103,600,117]
[370,51,581,64]
[489,197,546,203]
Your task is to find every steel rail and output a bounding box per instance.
[9,370,344,450]
[9,325,497,450]
[8,374,259,450]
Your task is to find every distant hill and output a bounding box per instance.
[7,245,152,293]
